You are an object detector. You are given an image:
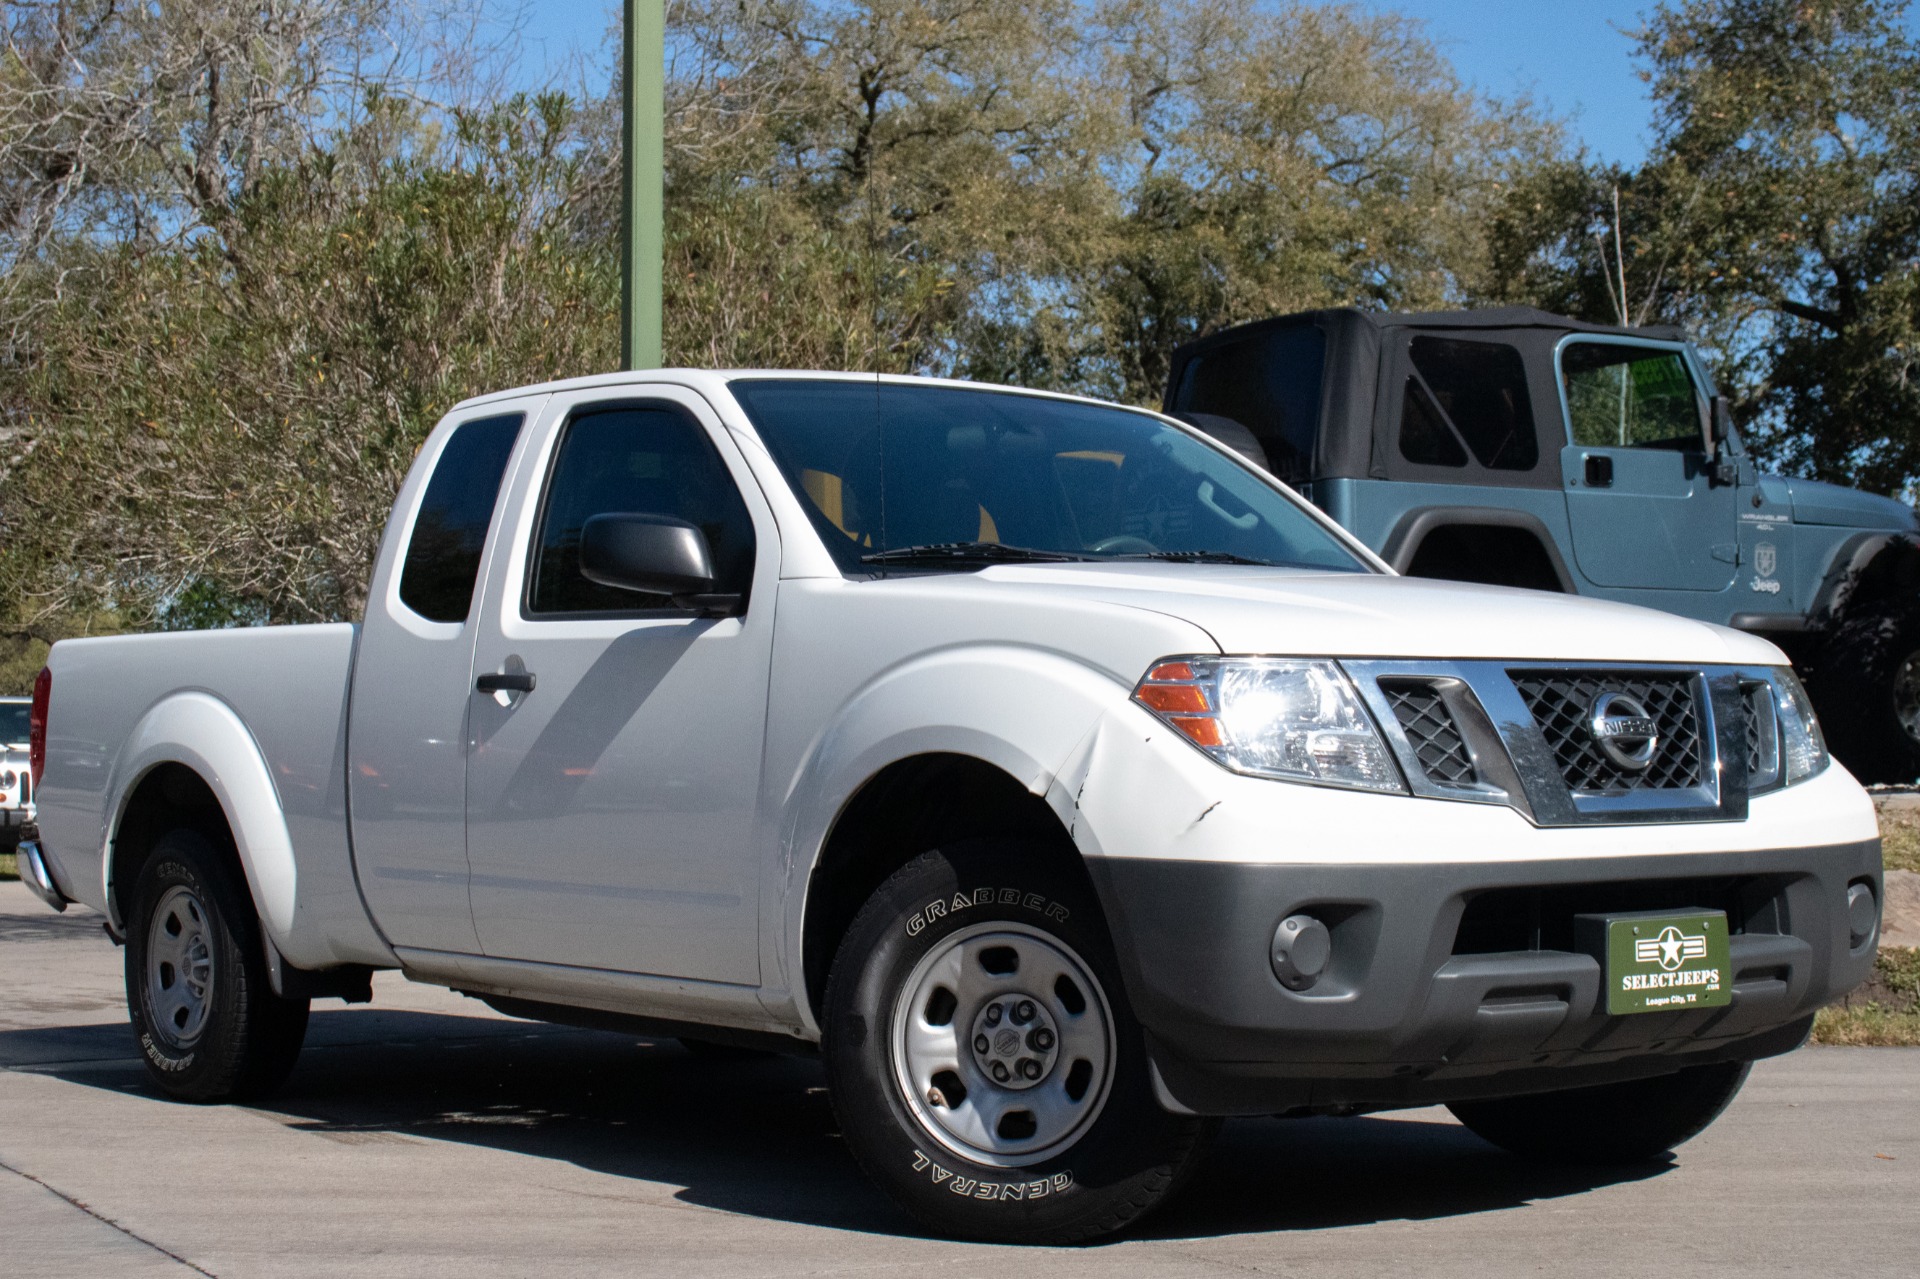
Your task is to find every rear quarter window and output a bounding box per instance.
[398,413,524,624]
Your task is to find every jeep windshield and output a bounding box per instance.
[729,379,1370,576]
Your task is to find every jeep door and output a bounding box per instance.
[462,386,777,984]
[1558,338,1740,593]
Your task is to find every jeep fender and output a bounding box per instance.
[1381,507,1576,593]
[1811,532,1920,625]
[105,691,304,959]
[773,645,1134,1033]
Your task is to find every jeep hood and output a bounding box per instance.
[1782,477,1917,530]
[959,563,1783,665]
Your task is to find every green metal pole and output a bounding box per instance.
[622,0,664,370]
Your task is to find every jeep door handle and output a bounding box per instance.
[475,672,536,694]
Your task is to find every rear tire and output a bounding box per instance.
[125,828,309,1102]
[1813,600,1920,783]
[822,841,1214,1244]
[1447,1060,1751,1164]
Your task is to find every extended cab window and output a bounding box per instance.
[398,412,524,623]
[1562,343,1704,451]
[527,404,756,615]
[1400,337,1539,471]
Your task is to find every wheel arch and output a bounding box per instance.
[779,647,1142,1034]
[796,752,1088,1033]
[1811,532,1920,626]
[104,692,296,944]
[1381,507,1575,593]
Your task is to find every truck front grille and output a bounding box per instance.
[1509,670,1703,793]
[1380,680,1478,788]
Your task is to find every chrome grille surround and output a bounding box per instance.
[1342,660,1783,827]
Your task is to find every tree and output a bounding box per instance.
[0,0,1565,659]
[1483,0,1920,495]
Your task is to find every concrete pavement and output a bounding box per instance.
[2,880,1915,1277]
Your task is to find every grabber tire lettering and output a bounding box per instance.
[823,838,1214,1244]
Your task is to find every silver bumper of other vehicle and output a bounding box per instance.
[15,836,69,912]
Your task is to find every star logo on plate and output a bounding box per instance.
[1635,925,1708,971]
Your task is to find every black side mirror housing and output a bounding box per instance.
[579,514,740,614]
[1707,395,1739,485]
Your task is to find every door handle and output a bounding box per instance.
[475,672,536,694]
[1584,454,1614,487]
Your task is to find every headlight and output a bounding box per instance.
[1133,657,1406,793]
[1775,671,1829,784]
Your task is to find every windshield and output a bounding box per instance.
[729,380,1369,575]
[0,703,28,748]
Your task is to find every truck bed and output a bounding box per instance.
[35,624,388,967]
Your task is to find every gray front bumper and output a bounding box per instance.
[1086,839,1881,1115]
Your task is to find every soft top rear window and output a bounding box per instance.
[1169,324,1324,484]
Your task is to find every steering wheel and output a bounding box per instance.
[1090,534,1160,556]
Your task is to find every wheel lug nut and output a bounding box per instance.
[1019,1058,1042,1079]
[984,1003,1004,1027]
[974,1034,990,1054]
[1029,1027,1054,1052]
[1013,1000,1036,1024]
[990,1061,1011,1083]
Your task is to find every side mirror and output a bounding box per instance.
[579,514,738,613]
[1706,395,1739,486]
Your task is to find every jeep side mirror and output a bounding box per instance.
[1706,395,1738,486]
[579,514,740,615]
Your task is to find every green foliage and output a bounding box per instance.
[1482,0,1920,494]
[1,0,1561,628]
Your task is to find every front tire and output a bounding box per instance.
[125,828,310,1102]
[1813,600,1920,783]
[1447,1060,1751,1164]
[822,841,1214,1243]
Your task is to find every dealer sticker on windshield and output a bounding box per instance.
[1603,910,1732,1016]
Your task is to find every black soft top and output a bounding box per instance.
[1165,306,1687,486]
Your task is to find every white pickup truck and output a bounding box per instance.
[17,371,1883,1243]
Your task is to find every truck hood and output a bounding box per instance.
[958,563,1783,665]
[1782,476,1917,530]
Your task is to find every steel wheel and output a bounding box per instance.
[145,885,215,1049]
[890,921,1115,1167]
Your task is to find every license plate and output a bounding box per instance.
[1592,910,1733,1016]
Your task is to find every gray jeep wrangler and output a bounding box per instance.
[1165,306,1920,782]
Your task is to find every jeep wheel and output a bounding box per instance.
[822,841,1214,1243]
[125,828,310,1102]
[1447,1060,1751,1164]
[1814,600,1920,783]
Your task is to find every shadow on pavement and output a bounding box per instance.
[0,1005,1670,1242]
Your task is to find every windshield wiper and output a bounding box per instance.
[1111,550,1283,566]
[862,542,1091,566]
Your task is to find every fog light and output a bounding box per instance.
[1846,881,1877,949]
[1271,914,1331,991]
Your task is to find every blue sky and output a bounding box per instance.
[505,2,1687,165]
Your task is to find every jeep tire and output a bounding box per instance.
[1447,1060,1751,1164]
[822,841,1215,1243]
[125,828,310,1102]
[1814,600,1920,784]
